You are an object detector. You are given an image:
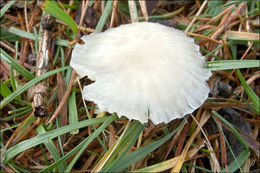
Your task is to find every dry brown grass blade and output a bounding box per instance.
[187,32,222,44]
[55,20,98,34]
[233,71,259,96]
[185,0,208,33]
[46,69,76,124]
[175,123,189,156]
[216,117,228,170]
[81,153,96,171]
[128,0,138,23]
[0,59,10,80]
[192,113,221,172]
[0,40,16,54]
[0,162,14,172]
[0,112,34,159]
[206,4,236,25]
[24,1,35,54]
[193,113,221,172]
[163,120,187,160]
[131,129,144,170]
[139,0,148,21]
[242,157,252,172]
[221,37,233,60]
[187,139,206,159]
[195,0,201,8]
[133,156,181,172]
[134,144,208,173]
[226,30,260,40]
[171,112,218,172]
[108,124,116,148]
[12,119,36,144]
[76,77,92,118]
[202,101,248,109]
[78,0,90,35]
[223,122,260,157]
[91,122,131,173]
[57,72,67,146]
[110,0,119,27]
[208,2,247,42]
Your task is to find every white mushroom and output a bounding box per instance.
[70,22,212,124]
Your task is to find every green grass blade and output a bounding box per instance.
[8,27,37,40]
[184,163,213,172]
[0,123,20,133]
[204,41,233,58]
[0,66,69,109]
[220,150,250,173]
[118,1,130,14]
[33,27,39,52]
[58,2,79,10]
[236,69,260,114]
[212,111,249,151]
[69,89,79,134]
[60,46,65,76]
[37,124,67,172]
[0,0,16,18]
[56,38,70,47]
[88,0,95,7]
[106,119,185,172]
[3,115,116,163]
[56,117,64,157]
[64,116,116,172]
[227,33,259,42]
[8,160,30,173]
[39,115,117,173]
[10,66,17,92]
[0,48,35,80]
[43,0,78,34]
[2,108,32,121]
[128,0,138,22]
[95,1,113,32]
[205,60,259,71]
[8,27,70,47]
[39,144,51,166]
[8,106,31,114]
[138,7,184,21]
[0,27,20,42]
[0,81,12,98]
[103,121,145,170]
[211,113,242,172]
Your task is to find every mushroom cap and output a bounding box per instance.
[70,22,212,124]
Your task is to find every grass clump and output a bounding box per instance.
[0,1,259,172]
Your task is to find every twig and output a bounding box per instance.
[33,14,55,117]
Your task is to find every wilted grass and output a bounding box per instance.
[0,1,259,172]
